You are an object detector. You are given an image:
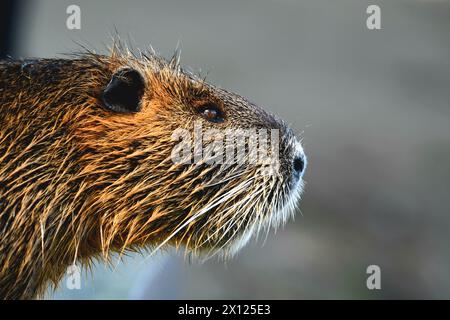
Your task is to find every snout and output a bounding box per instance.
[292,142,307,180]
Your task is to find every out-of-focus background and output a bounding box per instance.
[2,0,450,299]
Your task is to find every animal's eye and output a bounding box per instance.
[197,103,225,123]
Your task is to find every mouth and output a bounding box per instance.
[208,165,306,260]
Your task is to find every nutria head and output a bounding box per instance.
[0,47,306,298]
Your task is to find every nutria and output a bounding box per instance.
[0,45,306,299]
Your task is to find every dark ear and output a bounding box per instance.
[102,68,146,113]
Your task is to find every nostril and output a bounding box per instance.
[293,156,305,174]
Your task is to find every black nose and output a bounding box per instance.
[293,155,305,175]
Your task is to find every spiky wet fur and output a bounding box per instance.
[0,46,305,299]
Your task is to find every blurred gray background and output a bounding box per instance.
[6,0,450,299]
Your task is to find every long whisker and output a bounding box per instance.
[146,177,255,259]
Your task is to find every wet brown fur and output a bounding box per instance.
[0,46,303,299]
